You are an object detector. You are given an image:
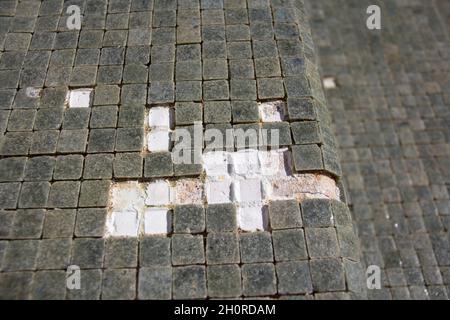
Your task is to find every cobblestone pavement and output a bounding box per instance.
[0,0,366,300]
[307,0,450,299]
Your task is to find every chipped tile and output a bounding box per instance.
[259,100,286,122]
[106,210,140,237]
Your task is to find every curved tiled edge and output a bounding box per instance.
[287,0,367,299]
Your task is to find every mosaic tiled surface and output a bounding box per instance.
[0,0,365,299]
[307,0,450,300]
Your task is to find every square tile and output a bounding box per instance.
[173,204,205,233]
[276,261,313,294]
[204,101,231,124]
[206,203,237,232]
[305,228,340,258]
[144,152,174,178]
[90,106,118,128]
[144,207,171,235]
[83,154,113,180]
[309,258,346,292]
[106,210,140,237]
[206,232,240,264]
[175,81,202,101]
[148,82,175,104]
[87,129,116,153]
[239,231,273,263]
[75,208,107,237]
[237,206,267,232]
[172,234,205,265]
[173,266,206,299]
[203,59,228,80]
[230,79,256,100]
[42,209,76,238]
[138,267,172,299]
[147,130,171,152]
[301,199,334,227]
[207,265,241,298]
[56,129,88,153]
[63,108,90,129]
[272,229,308,261]
[269,200,302,229]
[101,269,136,300]
[78,180,110,207]
[229,59,254,79]
[203,80,229,100]
[104,238,138,268]
[48,181,80,208]
[140,236,171,267]
[71,238,104,269]
[115,128,144,152]
[257,77,285,99]
[113,153,142,178]
[242,263,276,297]
[54,155,84,180]
[148,107,172,129]
[291,121,321,144]
[175,102,202,125]
[287,97,316,120]
[292,144,324,171]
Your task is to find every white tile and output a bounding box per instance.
[203,151,229,177]
[148,107,171,128]
[259,101,285,122]
[205,179,232,204]
[234,178,262,204]
[106,210,140,237]
[68,89,92,108]
[238,205,267,232]
[323,77,337,89]
[230,149,260,177]
[145,180,172,206]
[143,207,171,235]
[147,130,171,152]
